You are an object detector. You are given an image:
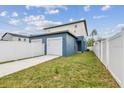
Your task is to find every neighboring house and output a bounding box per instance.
[0,32,5,40]
[1,33,31,42]
[1,20,88,56]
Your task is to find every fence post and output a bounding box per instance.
[100,41,103,62]
[106,38,109,69]
[122,29,124,88]
[98,41,101,59]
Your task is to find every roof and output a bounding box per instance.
[30,30,78,39]
[1,32,30,39]
[1,31,77,40]
[44,20,88,36]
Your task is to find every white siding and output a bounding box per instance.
[45,22,87,37]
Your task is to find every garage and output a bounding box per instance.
[47,37,63,56]
[30,31,78,56]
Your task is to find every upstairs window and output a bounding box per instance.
[75,25,77,28]
[18,38,21,41]
[24,38,26,41]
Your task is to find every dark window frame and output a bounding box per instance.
[18,38,21,41]
[75,25,77,28]
[24,38,26,41]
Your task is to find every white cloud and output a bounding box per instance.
[25,5,68,15]
[25,5,68,10]
[37,5,68,10]
[0,11,8,16]
[23,12,27,16]
[23,15,45,28]
[6,14,62,32]
[23,15,62,30]
[93,15,107,20]
[101,5,111,11]
[11,12,18,17]
[99,24,124,38]
[25,5,30,10]
[8,19,20,26]
[45,9,59,15]
[116,24,124,28]
[112,24,124,32]
[42,20,62,28]
[84,5,91,12]
[80,18,85,20]
[69,18,73,22]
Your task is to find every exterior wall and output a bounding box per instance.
[12,36,29,42]
[2,34,30,42]
[0,41,44,62]
[45,22,87,37]
[31,33,77,56]
[65,34,77,56]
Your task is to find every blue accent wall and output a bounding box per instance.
[30,32,86,56]
[65,34,77,56]
[30,32,77,56]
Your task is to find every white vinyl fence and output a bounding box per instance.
[93,30,124,87]
[0,41,44,62]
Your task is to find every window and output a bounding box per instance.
[18,38,21,41]
[24,38,26,41]
[75,25,77,28]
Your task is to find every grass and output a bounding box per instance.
[0,51,119,88]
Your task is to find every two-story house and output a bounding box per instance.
[30,20,88,56]
[1,20,88,56]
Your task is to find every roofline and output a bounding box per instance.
[1,30,77,40]
[30,30,77,39]
[1,33,8,40]
[43,19,88,36]
[84,20,88,36]
[1,32,30,40]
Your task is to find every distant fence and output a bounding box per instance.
[93,29,124,88]
[0,41,44,62]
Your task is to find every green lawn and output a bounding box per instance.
[0,51,119,88]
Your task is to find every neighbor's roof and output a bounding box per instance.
[44,20,88,36]
[1,32,30,39]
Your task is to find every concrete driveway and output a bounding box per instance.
[0,55,59,78]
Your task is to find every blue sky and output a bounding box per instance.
[0,5,124,36]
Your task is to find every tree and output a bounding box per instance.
[87,38,94,47]
[90,29,97,46]
[91,29,97,39]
